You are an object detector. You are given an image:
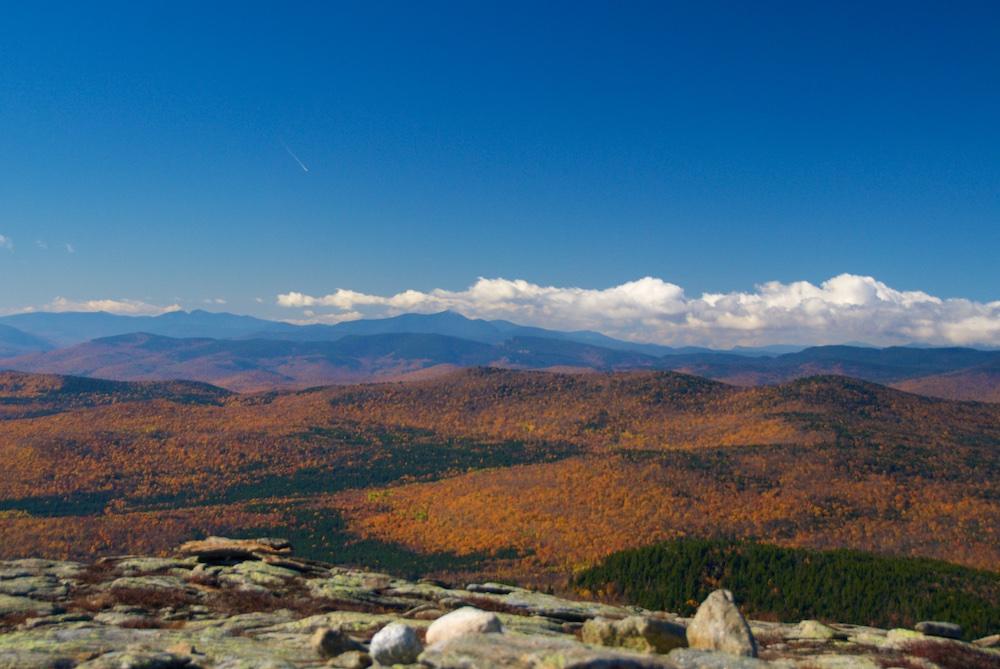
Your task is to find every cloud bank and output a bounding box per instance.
[43,297,182,316]
[277,275,1000,348]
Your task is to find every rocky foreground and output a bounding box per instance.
[0,538,997,669]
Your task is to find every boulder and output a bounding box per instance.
[425,607,503,646]
[370,622,423,665]
[312,626,364,658]
[685,590,757,657]
[915,620,963,639]
[795,620,843,640]
[582,615,687,653]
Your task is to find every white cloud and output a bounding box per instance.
[203,298,227,305]
[284,309,365,325]
[276,275,1000,347]
[36,240,48,250]
[65,243,75,254]
[45,297,182,316]
[0,235,12,250]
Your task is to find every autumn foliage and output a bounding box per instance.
[0,368,997,583]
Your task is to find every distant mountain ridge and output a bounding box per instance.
[660,344,1000,385]
[2,332,661,391]
[0,324,54,357]
[2,310,999,400]
[0,310,298,346]
[0,309,777,355]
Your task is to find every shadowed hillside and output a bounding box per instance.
[3,332,661,391]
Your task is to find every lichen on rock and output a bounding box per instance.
[0,539,996,669]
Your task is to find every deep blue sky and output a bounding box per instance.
[1,1,998,318]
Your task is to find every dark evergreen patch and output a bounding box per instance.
[575,538,1000,640]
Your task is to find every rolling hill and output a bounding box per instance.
[0,368,997,581]
[892,358,1000,403]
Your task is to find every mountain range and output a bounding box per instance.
[1,309,999,400]
[0,309,688,352]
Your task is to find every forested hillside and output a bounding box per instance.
[0,368,997,582]
[574,538,1000,639]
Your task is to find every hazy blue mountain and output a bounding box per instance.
[1,331,659,391]
[656,344,1000,386]
[0,310,297,346]
[4,324,1000,400]
[0,324,55,357]
[0,308,801,357]
[260,311,508,344]
[254,311,726,356]
[4,310,996,388]
[727,344,807,356]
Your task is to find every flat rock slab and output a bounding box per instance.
[0,648,79,668]
[76,650,195,668]
[667,649,770,669]
[420,632,676,668]
[114,558,197,576]
[0,561,83,581]
[0,594,57,617]
[176,537,292,562]
[0,577,67,600]
[460,587,632,622]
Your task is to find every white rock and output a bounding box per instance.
[425,607,503,646]
[685,590,758,657]
[369,622,422,665]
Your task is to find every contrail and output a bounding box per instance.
[281,140,310,172]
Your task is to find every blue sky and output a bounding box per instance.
[1,2,998,344]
